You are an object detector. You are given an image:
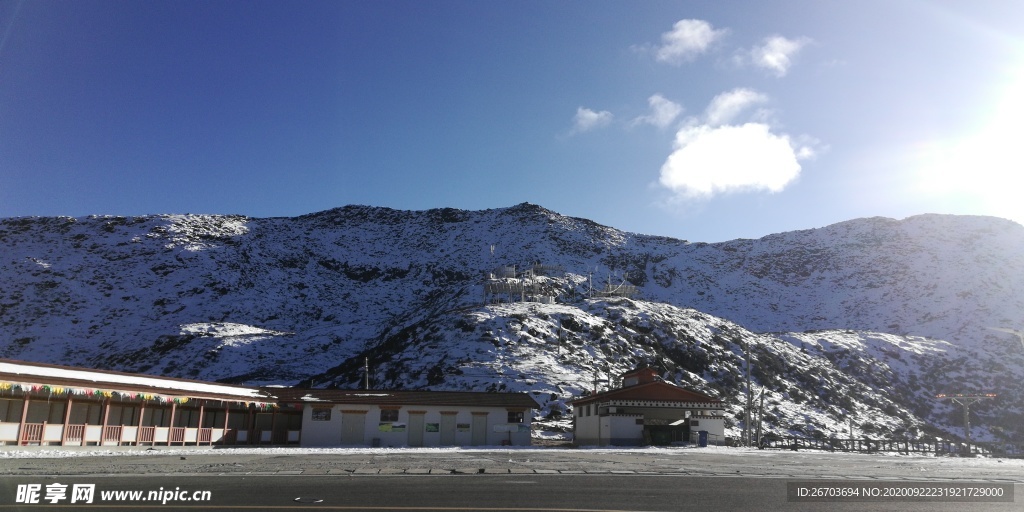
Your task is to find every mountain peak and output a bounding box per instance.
[3,204,1023,441]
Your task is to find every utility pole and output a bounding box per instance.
[738,336,752,447]
[364,357,370,390]
[936,393,996,455]
[592,369,608,395]
[755,387,765,447]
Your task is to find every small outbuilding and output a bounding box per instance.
[570,368,726,446]
[267,388,538,447]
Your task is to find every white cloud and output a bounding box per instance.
[793,135,826,160]
[654,19,727,64]
[748,35,811,77]
[659,123,804,198]
[705,88,768,126]
[658,89,818,200]
[571,107,613,134]
[632,94,684,129]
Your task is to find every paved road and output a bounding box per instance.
[3,447,1023,482]
[2,448,1022,511]
[0,474,1018,512]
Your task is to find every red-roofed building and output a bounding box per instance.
[569,367,726,446]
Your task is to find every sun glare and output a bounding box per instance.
[913,67,1024,224]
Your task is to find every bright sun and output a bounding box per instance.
[914,67,1024,223]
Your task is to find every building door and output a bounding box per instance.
[440,414,456,446]
[407,412,424,447]
[645,425,687,446]
[470,413,488,446]
[341,411,366,445]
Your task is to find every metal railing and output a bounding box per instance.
[758,436,1021,457]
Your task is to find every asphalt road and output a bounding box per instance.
[0,474,1018,512]
[5,446,1024,481]
[2,448,1022,511]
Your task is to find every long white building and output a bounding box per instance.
[0,358,536,448]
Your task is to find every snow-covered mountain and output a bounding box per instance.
[2,203,1022,442]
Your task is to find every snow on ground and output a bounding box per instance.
[4,206,1024,444]
[179,323,291,338]
[3,445,1024,471]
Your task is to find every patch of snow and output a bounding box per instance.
[180,322,290,338]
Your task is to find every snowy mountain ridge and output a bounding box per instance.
[2,203,1023,441]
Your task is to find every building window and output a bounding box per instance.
[507,411,524,423]
[311,408,331,421]
[380,409,399,422]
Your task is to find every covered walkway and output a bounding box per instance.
[0,359,300,447]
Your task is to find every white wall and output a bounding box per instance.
[608,415,644,445]
[573,408,600,445]
[300,405,348,447]
[300,404,531,447]
[690,416,726,439]
[0,422,19,442]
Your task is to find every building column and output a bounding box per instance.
[222,403,230,445]
[196,401,206,445]
[100,398,112,446]
[269,408,278,444]
[168,402,177,446]
[135,402,146,445]
[246,407,254,445]
[61,397,73,446]
[18,395,30,445]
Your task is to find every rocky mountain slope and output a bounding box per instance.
[2,203,1022,441]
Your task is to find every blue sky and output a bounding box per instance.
[1,1,1022,242]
